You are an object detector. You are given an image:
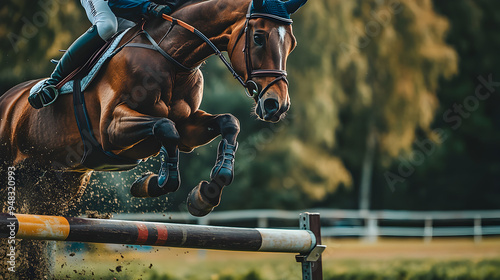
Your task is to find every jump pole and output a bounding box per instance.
[1,212,325,280]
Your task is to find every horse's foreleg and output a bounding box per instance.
[177,111,240,217]
[107,105,180,197]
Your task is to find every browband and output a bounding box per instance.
[248,13,293,24]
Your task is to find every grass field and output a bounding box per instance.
[54,237,500,279]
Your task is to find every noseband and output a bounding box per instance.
[159,5,290,102]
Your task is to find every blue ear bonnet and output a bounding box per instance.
[250,0,308,24]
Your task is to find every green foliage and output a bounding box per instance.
[369,0,500,210]
[0,0,89,93]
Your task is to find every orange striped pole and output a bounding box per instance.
[1,213,317,253]
[1,212,324,279]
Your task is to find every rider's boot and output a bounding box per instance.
[28,25,105,109]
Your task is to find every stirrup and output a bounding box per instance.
[41,85,60,106]
[29,85,59,109]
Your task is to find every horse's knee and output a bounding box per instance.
[153,118,180,146]
[218,114,240,135]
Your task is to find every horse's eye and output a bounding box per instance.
[253,34,264,46]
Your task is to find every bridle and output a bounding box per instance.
[155,4,290,102]
[231,8,291,100]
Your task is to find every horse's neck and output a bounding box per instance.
[153,0,251,68]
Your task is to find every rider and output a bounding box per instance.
[29,0,183,109]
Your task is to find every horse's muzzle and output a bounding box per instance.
[256,96,289,122]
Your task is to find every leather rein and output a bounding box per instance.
[154,6,291,101]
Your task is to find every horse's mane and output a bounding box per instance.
[177,0,211,9]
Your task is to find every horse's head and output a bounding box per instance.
[229,0,307,123]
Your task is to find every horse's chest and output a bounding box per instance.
[168,74,203,121]
[168,99,197,121]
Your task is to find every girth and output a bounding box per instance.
[72,76,141,171]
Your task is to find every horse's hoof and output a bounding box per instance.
[186,181,222,217]
[131,173,155,197]
[131,172,178,198]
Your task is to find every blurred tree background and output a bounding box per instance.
[1,0,499,214]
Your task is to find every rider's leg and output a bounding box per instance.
[29,0,117,109]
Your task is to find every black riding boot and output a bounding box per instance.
[29,25,106,109]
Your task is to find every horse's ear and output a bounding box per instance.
[253,0,265,10]
[284,0,307,14]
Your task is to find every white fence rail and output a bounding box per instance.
[114,209,500,242]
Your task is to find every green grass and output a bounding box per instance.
[55,254,500,280]
[53,239,500,280]
[324,259,500,280]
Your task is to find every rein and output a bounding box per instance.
[160,14,248,87]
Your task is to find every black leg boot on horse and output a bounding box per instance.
[28,25,105,109]
[187,115,240,217]
[130,118,181,197]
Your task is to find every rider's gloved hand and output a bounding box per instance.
[147,3,172,18]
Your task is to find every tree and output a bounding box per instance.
[0,0,88,94]
[370,0,500,210]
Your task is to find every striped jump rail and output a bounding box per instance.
[1,212,325,280]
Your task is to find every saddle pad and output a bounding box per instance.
[30,28,130,97]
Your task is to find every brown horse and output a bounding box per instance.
[0,0,305,218]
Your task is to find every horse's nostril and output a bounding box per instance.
[263,98,279,115]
